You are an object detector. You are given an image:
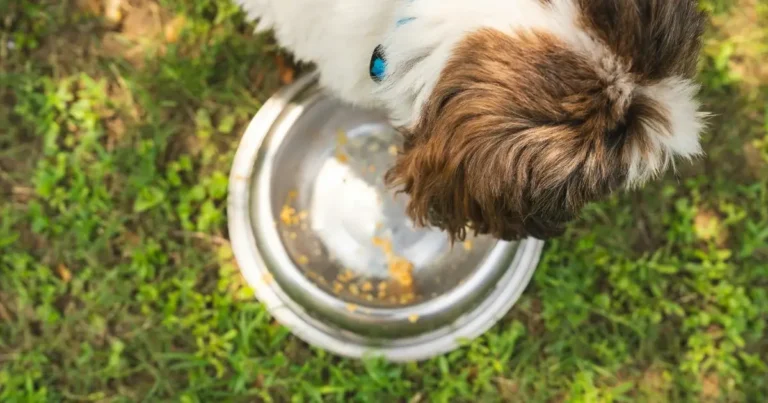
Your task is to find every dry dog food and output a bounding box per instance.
[372,236,415,288]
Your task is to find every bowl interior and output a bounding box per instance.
[265,93,499,308]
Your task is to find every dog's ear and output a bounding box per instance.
[386,22,704,242]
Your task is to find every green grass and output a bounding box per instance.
[1,0,767,401]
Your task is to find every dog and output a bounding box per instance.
[236,0,707,241]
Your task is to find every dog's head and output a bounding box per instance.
[372,0,707,241]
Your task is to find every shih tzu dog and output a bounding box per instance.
[236,0,707,241]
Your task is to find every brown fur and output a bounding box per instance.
[385,1,706,241]
[576,0,705,80]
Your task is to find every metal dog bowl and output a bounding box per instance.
[228,73,544,362]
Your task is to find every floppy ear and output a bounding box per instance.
[386,20,704,242]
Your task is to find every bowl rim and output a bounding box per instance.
[227,73,545,361]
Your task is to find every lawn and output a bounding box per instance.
[1,0,767,401]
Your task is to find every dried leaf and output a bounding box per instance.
[104,0,123,24]
[408,393,423,403]
[76,0,101,15]
[121,4,162,39]
[743,142,766,178]
[57,264,73,283]
[700,373,722,401]
[496,377,520,402]
[275,54,296,84]
[164,15,187,43]
[693,209,728,246]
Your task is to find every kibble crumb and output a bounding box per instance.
[336,151,349,163]
[333,281,344,294]
[280,205,299,226]
[337,270,355,283]
[399,293,416,304]
[389,257,414,287]
[336,130,348,146]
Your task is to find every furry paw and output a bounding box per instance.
[234,0,274,32]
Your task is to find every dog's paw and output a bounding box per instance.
[234,0,274,32]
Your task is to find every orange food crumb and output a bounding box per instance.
[372,237,415,289]
[399,293,416,304]
[280,205,299,226]
[337,270,355,283]
[388,145,399,156]
[463,240,473,251]
[345,303,358,312]
[389,257,414,287]
[297,255,309,265]
[287,190,298,202]
[336,130,348,146]
[377,281,389,298]
[361,281,373,292]
[408,314,419,323]
[261,273,274,285]
[372,236,393,255]
[335,151,349,163]
[333,281,344,294]
[305,271,327,285]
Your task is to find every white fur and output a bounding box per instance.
[628,79,707,187]
[235,0,704,186]
[235,0,397,107]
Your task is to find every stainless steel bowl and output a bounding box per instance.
[228,73,544,362]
